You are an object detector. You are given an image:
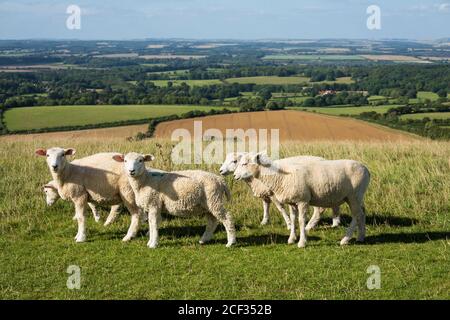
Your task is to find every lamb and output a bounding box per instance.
[43,180,121,226]
[113,152,236,248]
[219,152,341,230]
[35,148,141,242]
[233,152,370,248]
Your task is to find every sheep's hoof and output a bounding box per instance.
[226,242,236,248]
[260,220,269,226]
[122,235,133,242]
[72,215,77,221]
[340,237,351,246]
[103,221,112,227]
[147,242,158,249]
[94,216,101,223]
[75,234,86,243]
[287,237,296,244]
[298,241,306,248]
[286,224,292,230]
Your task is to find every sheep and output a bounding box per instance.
[233,152,370,248]
[113,152,236,248]
[219,152,341,230]
[35,148,141,242]
[43,180,121,225]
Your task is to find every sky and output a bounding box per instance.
[0,0,449,40]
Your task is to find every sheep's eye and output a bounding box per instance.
[139,159,143,163]
[233,160,237,163]
[46,155,49,157]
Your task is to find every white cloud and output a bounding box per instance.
[437,3,450,12]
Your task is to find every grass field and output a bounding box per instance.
[400,112,450,120]
[225,76,310,85]
[289,105,400,116]
[148,79,224,87]
[4,105,235,131]
[262,55,365,61]
[0,139,448,299]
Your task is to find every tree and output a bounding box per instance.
[437,89,447,98]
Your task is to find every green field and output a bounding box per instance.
[0,140,448,299]
[262,55,365,61]
[225,76,310,85]
[417,91,440,101]
[4,105,235,131]
[148,79,224,87]
[289,105,400,116]
[400,112,450,120]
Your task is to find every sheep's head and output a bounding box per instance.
[234,152,273,181]
[43,182,59,206]
[219,152,246,175]
[35,147,76,174]
[113,152,154,178]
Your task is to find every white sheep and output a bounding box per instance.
[43,180,121,225]
[219,152,341,230]
[35,148,141,242]
[234,152,370,248]
[113,152,236,248]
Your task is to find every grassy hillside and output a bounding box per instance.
[0,139,448,299]
[289,105,400,116]
[400,112,450,120]
[4,105,236,131]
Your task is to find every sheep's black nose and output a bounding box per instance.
[52,165,58,170]
[129,170,135,175]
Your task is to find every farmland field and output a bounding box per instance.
[154,110,417,141]
[262,54,365,61]
[225,76,310,85]
[4,105,236,132]
[148,79,224,87]
[0,138,448,299]
[400,112,450,120]
[289,105,400,116]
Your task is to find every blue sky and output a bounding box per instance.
[0,0,449,40]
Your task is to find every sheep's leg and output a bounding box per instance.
[297,202,309,248]
[213,208,236,247]
[340,200,360,245]
[356,204,366,242]
[260,198,271,226]
[122,203,141,242]
[199,214,219,245]
[305,207,325,232]
[104,205,121,226]
[271,197,291,230]
[87,202,101,223]
[287,205,298,244]
[331,206,341,228]
[147,208,161,249]
[74,200,87,243]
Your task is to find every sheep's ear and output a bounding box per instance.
[112,154,125,163]
[64,148,76,156]
[143,154,155,162]
[256,152,272,167]
[35,149,47,157]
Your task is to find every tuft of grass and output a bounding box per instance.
[0,139,449,299]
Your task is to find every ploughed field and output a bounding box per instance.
[154,110,419,142]
[0,138,448,299]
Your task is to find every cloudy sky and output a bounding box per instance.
[0,0,449,40]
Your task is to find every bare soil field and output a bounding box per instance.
[0,124,148,142]
[360,55,429,63]
[154,110,419,142]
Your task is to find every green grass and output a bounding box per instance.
[225,76,310,85]
[400,112,450,120]
[148,79,224,87]
[312,77,355,84]
[4,105,235,131]
[0,140,448,299]
[262,55,365,61]
[289,105,400,116]
[417,91,439,101]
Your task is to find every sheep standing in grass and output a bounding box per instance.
[35,149,141,242]
[113,152,236,248]
[219,152,341,230]
[43,180,121,225]
[234,153,370,248]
